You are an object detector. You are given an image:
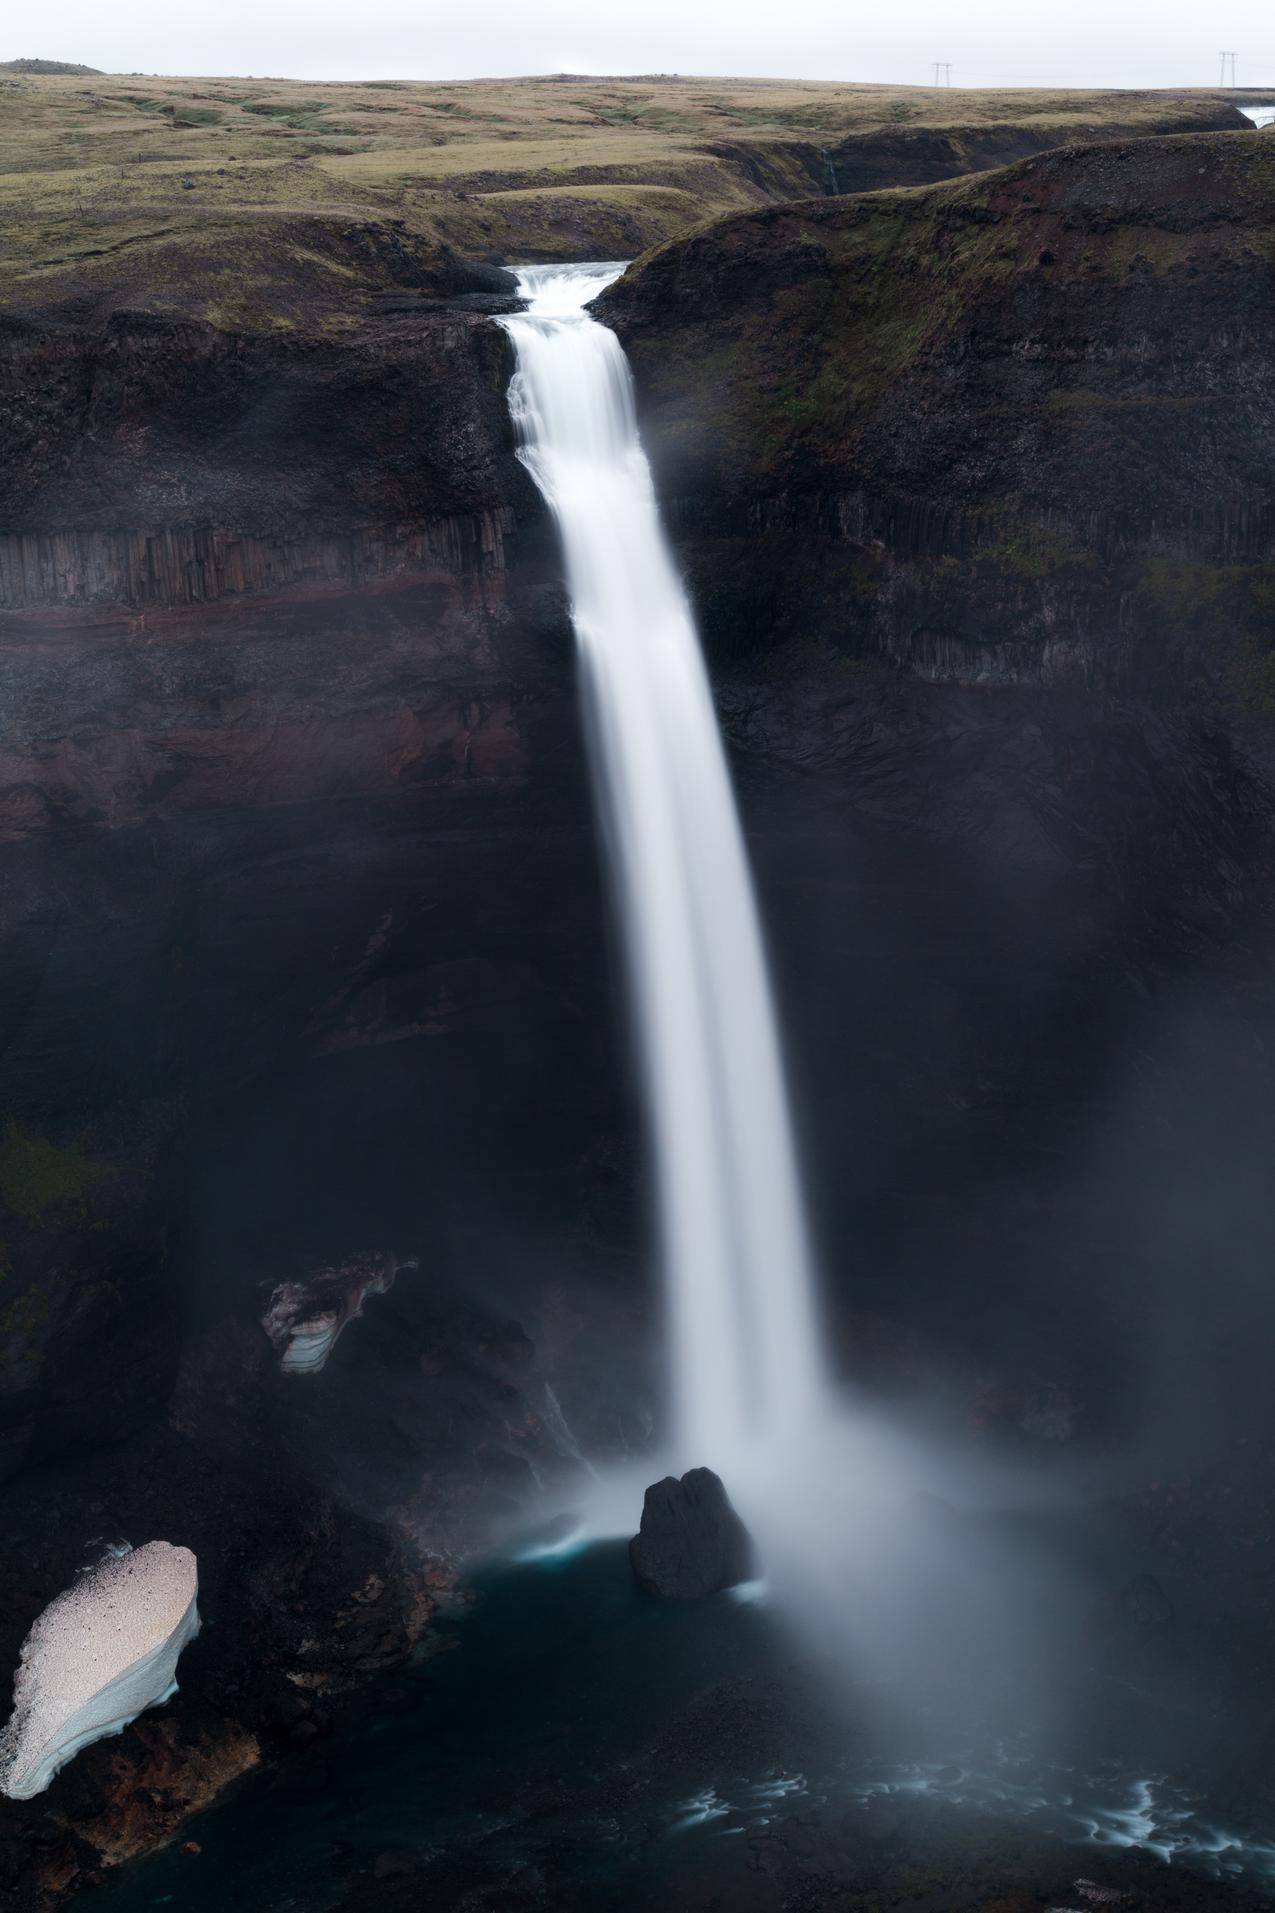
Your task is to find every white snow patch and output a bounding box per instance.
[0,1540,200,1799]
[262,1250,415,1375]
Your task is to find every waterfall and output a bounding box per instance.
[501,264,825,1476]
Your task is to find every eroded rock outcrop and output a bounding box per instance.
[0,301,531,607]
[629,1468,756,1599]
[0,1541,199,1800]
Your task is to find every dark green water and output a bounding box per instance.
[84,1541,1275,1912]
[88,1541,785,1912]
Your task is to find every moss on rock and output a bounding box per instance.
[0,1118,114,1228]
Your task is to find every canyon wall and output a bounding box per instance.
[604,132,1275,696]
[605,128,1275,1459]
[0,297,651,1903]
[4,123,1275,1900]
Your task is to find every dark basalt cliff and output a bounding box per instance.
[5,123,1275,1901]
[600,126,1275,1383]
[0,295,648,1901]
[819,99,1248,194]
[608,137,1275,1762]
[0,294,520,558]
[603,131,1275,691]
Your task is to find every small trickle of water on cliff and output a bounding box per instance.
[501,264,826,1479]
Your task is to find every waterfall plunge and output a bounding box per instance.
[502,264,826,1478]
[501,278,1116,1784]
[504,272,1073,1762]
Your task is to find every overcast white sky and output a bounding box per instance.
[8,0,1275,92]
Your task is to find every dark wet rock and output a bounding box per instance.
[443,291,525,315]
[456,259,520,297]
[629,1467,756,1599]
[1092,1572,1175,1658]
[371,1848,419,1879]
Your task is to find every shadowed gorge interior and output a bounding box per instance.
[5,56,1275,1913]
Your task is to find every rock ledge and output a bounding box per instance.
[629,1467,755,1600]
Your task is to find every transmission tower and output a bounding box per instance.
[933,62,952,86]
[1219,49,1238,86]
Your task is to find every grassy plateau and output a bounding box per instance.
[0,70,1252,326]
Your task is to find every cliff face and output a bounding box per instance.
[820,101,1248,194]
[6,119,1275,1901]
[0,293,654,1901]
[605,129,1275,1490]
[0,301,521,549]
[604,131,1275,693]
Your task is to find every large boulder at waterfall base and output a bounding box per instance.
[629,1468,756,1599]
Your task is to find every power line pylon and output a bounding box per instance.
[1219,50,1238,86]
[932,62,952,86]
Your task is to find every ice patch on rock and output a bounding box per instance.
[262,1250,416,1375]
[0,1540,200,1799]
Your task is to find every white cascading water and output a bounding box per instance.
[501,263,825,1476]
[498,277,1247,1868]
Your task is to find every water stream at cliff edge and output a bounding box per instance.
[501,263,825,1479]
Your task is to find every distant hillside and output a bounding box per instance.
[0,72,1248,329]
[0,57,102,74]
